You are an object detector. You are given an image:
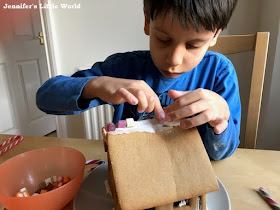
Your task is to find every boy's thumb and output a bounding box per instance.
[168,89,189,100]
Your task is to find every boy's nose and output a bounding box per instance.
[167,46,184,67]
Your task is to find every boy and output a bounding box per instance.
[37,0,240,160]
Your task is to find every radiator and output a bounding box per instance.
[83,104,114,140]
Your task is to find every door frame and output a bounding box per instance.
[38,0,67,137]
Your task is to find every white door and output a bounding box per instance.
[0,4,56,136]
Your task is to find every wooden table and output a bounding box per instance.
[0,134,279,210]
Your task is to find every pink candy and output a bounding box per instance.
[105,119,135,132]
[57,176,63,183]
[117,120,127,128]
[106,123,116,132]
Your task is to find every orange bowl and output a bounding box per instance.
[0,147,85,210]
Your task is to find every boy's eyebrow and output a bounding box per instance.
[154,28,210,43]
[188,38,209,43]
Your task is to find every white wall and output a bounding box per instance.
[222,0,261,35]
[257,0,280,150]
[48,0,148,75]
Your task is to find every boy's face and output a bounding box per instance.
[144,12,221,78]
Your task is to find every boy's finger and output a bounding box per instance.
[213,120,228,134]
[133,90,148,113]
[179,110,211,129]
[165,90,200,114]
[165,100,207,122]
[117,88,138,105]
[153,98,165,122]
[145,95,155,113]
[168,89,190,100]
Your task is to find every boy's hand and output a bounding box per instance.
[82,76,165,121]
[164,89,230,134]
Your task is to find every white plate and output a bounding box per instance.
[74,163,230,210]
[207,176,231,210]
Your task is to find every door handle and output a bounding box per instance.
[38,32,44,45]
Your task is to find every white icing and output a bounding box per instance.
[108,118,180,135]
[178,200,187,207]
[196,197,201,210]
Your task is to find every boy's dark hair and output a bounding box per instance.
[143,0,238,32]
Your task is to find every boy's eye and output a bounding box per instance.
[185,44,199,49]
[157,37,171,44]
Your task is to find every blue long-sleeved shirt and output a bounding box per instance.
[36,50,241,160]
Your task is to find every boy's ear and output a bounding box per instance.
[144,10,150,35]
[209,29,222,47]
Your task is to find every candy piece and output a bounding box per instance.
[15,192,24,197]
[63,176,70,184]
[57,176,64,183]
[33,175,70,194]
[106,123,116,132]
[20,187,30,197]
[126,118,134,128]
[40,189,48,194]
[39,181,46,189]
[117,120,126,128]
[44,183,54,191]
[57,182,63,188]
[51,176,57,183]
[34,188,41,194]
[44,177,52,184]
